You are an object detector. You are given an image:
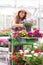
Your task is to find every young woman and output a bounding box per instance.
[12,10,27,52]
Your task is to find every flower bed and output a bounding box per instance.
[12,51,43,65]
[12,52,25,65]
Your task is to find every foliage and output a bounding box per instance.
[24,22,33,26]
[23,56,43,65]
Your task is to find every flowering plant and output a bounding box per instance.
[12,52,25,64]
[22,19,35,26]
[13,30,43,42]
[28,30,43,38]
[19,31,27,37]
[0,39,8,47]
[0,29,11,36]
[13,32,21,41]
[12,50,43,65]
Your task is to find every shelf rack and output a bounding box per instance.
[11,37,38,65]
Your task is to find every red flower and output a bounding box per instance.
[18,53,24,57]
[34,50,40,53]
[12,57,19,62]
[14,32,20,38]
[12,52,16,55]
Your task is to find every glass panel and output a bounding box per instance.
[16,0,39,8]
[0,0,15,7]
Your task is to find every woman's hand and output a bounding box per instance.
[12,24,24,28]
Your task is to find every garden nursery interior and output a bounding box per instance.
[0,0,43,65]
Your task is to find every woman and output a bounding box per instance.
[12,10,27,52]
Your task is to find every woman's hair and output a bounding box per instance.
[15,10,27,24]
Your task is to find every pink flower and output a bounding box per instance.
[34,30,39,33]
[14,32,20,38]
[39,33,43,37]
[28,32,33,37]
[33,30,40,37]
[0,39,8,44]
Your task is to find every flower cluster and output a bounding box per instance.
[34,50,43,53]
[0,39,8,47]
[14,32,20,38]
[19,31,27,37]
[28,30,43,38]
[12,52,24,63]
[22,19,36,23]
[22,19,36,26]
[13,30,43,41]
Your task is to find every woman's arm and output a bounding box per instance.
[12,18,24,28]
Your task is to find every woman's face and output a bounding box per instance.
[19,11,26,19]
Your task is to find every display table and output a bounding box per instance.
[0,36,11,64]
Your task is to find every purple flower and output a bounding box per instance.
[22,19,36,23]
[28,19,33,22]
[22,19,27,23]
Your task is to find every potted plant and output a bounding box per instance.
[22,19,34,32]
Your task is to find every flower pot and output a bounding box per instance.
[25,26,31,32]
